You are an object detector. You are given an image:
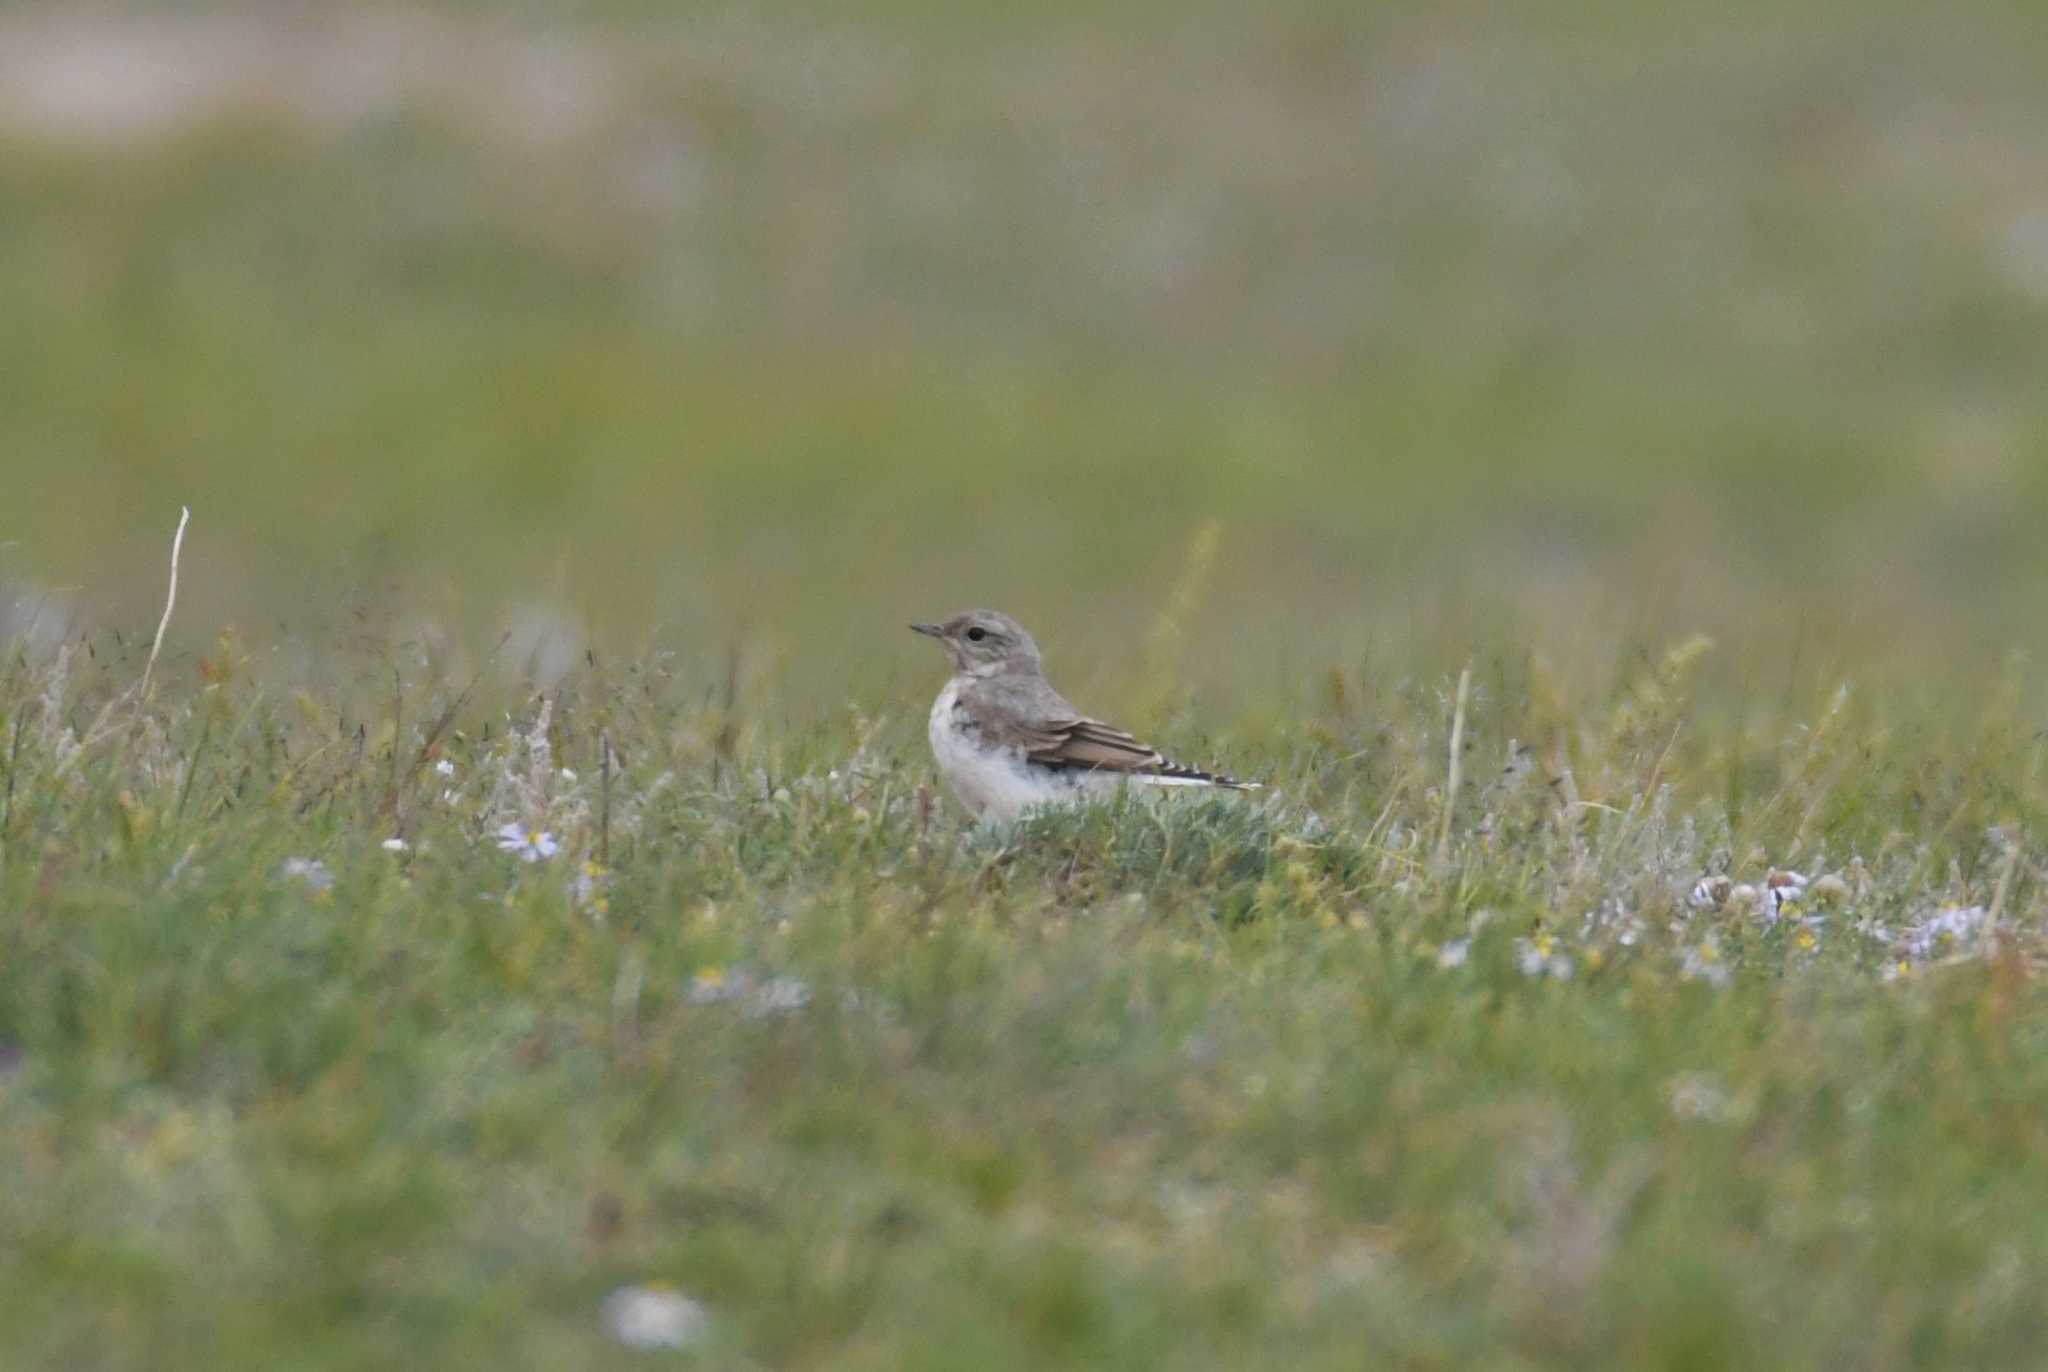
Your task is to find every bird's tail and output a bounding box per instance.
[1131,761,1261,790]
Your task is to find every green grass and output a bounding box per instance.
[1,624,2045,1369]
[5,2,2048,1365]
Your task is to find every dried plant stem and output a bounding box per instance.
[385,666,404,811]
[1435,663,1471,871]
[599,730,613,867]
[1,708,24,836]
[140,506,190,701]
[172,706,214,828]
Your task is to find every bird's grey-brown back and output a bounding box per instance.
[910,609,1256,820]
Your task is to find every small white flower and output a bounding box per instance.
[496,822,559,863]
[688,967,736,1004]
[1681,940,1732,988]
[1667,1072,1731,1123]
[1579,899,1645,950]
[281,856,334,891]
[1900,905,1988,963]
[1437,939,1471,969]
[559,767,578,782]
[752,976,812,1015]
[381,837,410,853]
[601,1285,708,1351]
[433,758,456,777]
[687,966,811,1015]
[1513,936,1573,980]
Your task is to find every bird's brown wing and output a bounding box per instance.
[1020,717,1168,773]
[961,676,1249,786]
[1025,717,1248,785]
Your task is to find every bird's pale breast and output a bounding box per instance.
[928,677,1071,820]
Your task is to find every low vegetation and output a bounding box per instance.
[2,612,2044,1369]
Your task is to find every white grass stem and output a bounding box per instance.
[140,506,190,700]
[1436,663,1471,871]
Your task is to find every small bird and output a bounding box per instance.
[911,608,1257,822]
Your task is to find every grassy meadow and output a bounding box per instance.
[6,3,2048,1367]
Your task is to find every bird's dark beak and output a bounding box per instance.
[909,622,944,639]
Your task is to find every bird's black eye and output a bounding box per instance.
[966,627,987,642]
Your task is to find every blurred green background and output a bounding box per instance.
[3,1,2047,706]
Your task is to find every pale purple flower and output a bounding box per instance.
[497,822,559,863]
[1900,905,1988,963]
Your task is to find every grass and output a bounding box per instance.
[2,614,2046,1370]
[4,1,2048,1365]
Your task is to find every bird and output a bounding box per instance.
[910,608,1257,822]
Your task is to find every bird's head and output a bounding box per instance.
[910,609,1042,677]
